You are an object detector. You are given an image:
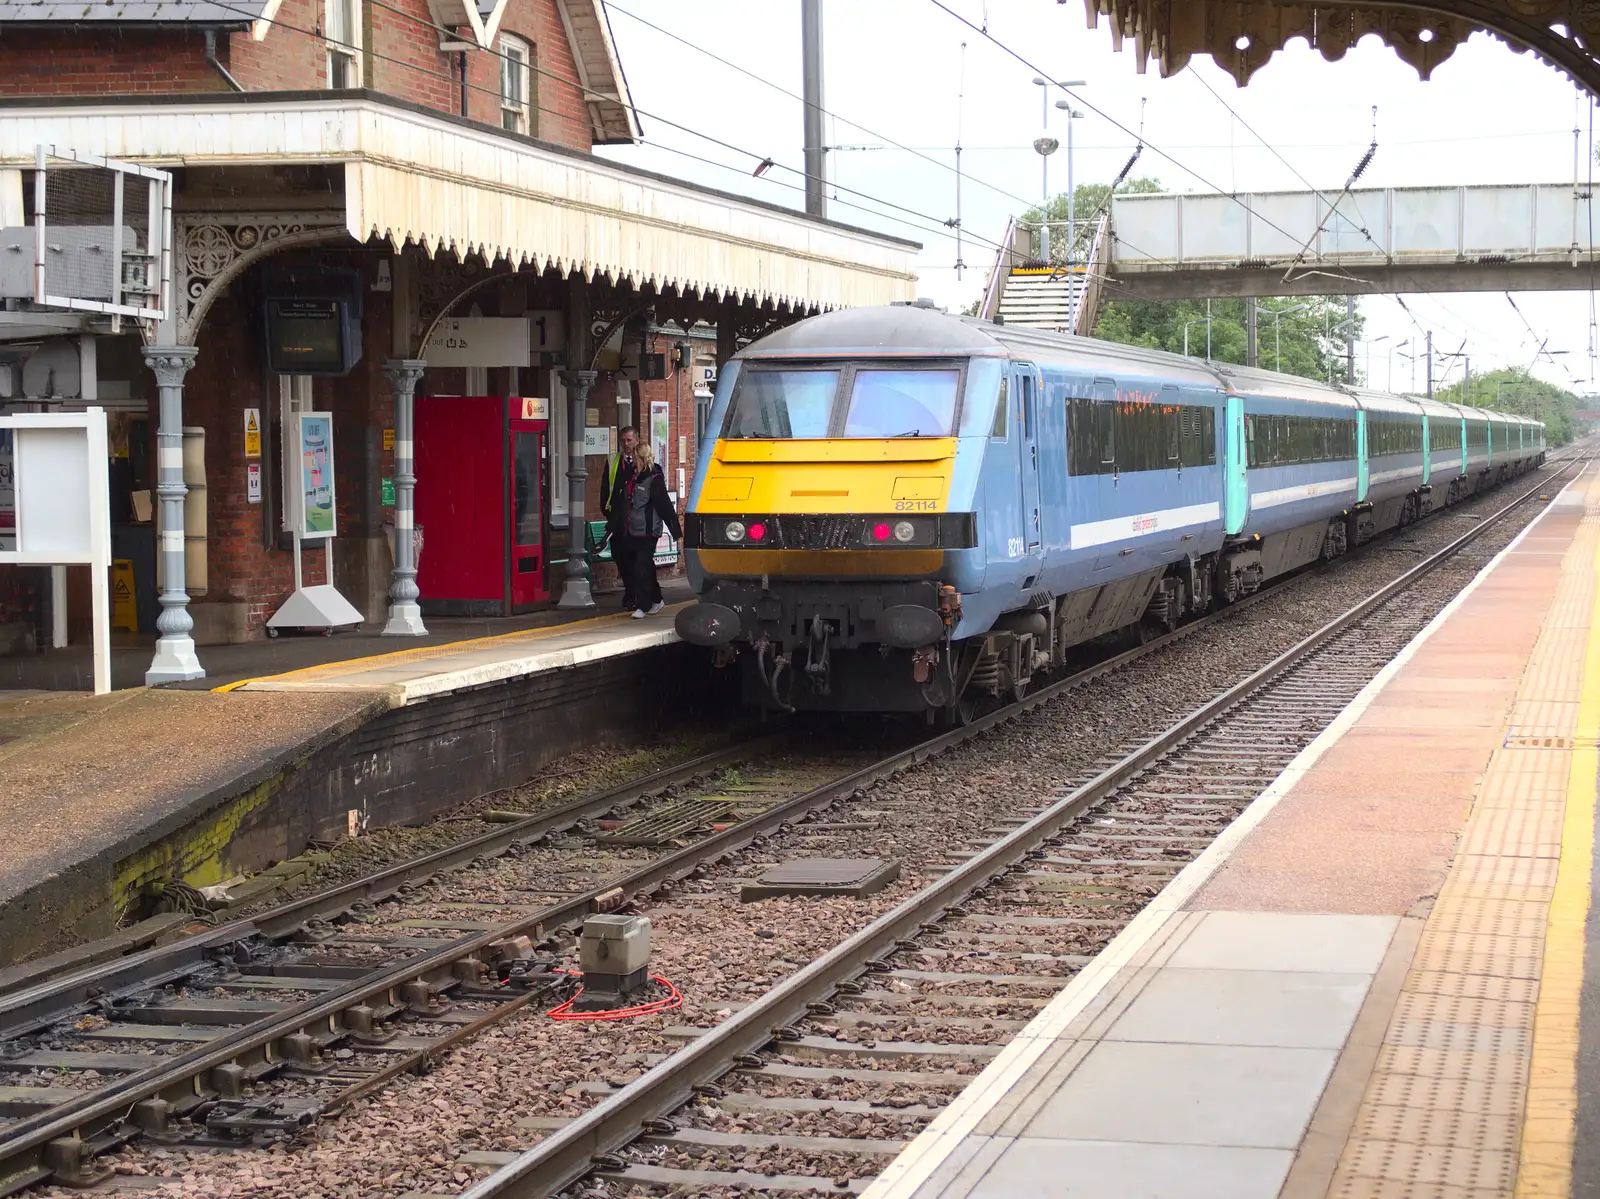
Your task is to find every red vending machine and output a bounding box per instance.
[414,396,549,615]
[508,402,549,608]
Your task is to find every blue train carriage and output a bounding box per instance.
[1416,396,1469,505]
[1213,366,1362,593]
[1354,389,1429,539]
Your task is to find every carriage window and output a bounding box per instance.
[722,369,838,439]
[1247,412,1356,467]
[843,369,959,438]
[990,376,1008,439]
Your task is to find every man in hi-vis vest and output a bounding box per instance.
[601,426,640,609]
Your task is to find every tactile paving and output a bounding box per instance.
[1326,467,1600,1199]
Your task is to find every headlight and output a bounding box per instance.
[893,520,916,542]
[724,520,746,542]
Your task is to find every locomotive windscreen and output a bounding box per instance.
[843,369,958,438]
[723,368,839,438]
[722,363,960,439]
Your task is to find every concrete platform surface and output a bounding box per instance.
[865,466,1600,1199]
[0,586,702,961]
[0,577,691,693]
[236,597,688,704]
[0,687,380,930]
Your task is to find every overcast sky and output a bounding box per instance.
[596,0,1599,397]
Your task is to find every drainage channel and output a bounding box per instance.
[454,464,1577,1199]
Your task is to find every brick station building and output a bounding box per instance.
[0,0,917,683]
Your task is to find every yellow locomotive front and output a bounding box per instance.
[675,308,999,712]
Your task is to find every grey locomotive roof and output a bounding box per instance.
[741,305,1005,357]
[0,0,250,22]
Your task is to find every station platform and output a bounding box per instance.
[0,578,690,693]
[866,467,1600,1199]
[0,588,698,964]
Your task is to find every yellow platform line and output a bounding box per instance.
[210,606,661,692]
[1516,484,1600,1198]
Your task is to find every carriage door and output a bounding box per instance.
[1014,364,1042,555]
[509,409,549,608]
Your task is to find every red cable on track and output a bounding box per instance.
[546,973,684,1022]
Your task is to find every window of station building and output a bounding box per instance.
[1368,414,1424,457]
[499,35,533,134]
[1244,412,1357,468]
[1066,391,1215,475]
[325,0,360,87]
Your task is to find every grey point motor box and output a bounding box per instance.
[576,914,652,1010]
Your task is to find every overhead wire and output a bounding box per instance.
[600,0,1043,214]
[923,0,1324,257]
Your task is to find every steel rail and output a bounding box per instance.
[0,739,781,1038]
[461,462,1582,1199]
[0,456,1574,1193]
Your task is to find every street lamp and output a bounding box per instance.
[1365,335,1388,389]
[1054,99,1085,329]
[1269,301,1310,372]
[1183,315,1212,358]
[1391,339,1408,394]
[1030,76,1085,262]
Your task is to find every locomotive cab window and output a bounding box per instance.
[990,376,1008,439]
[721,361,965,440]
[723,369,838,439]
[844,369,959,438]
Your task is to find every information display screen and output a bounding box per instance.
[266,298,349,375]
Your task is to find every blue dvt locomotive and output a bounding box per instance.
[674,305,1544,716]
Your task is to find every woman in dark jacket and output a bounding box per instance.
[609,441,682,617]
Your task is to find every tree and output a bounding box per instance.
[1093,295,1363,385]
[1435,367,1585,446]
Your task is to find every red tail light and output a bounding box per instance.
[872,522,892,542]
[747,522,766,541]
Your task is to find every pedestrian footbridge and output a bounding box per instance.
[1106,183,1600,299]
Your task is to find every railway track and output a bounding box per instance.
[456,460,1584,1199]
[0,455,1576,1197]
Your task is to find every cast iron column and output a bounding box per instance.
[142,345,205,684]
[383,358,428,635]
[557,368,598,609]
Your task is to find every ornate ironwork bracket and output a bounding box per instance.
[170,212,350,347]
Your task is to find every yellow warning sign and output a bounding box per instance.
[244,408,262,459]
[111,559,137,633]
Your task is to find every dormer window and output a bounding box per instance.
[326,0,360,88]
[499,35,531,133]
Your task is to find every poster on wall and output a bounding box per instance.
[296,412,337,539]
[650,401,670,474]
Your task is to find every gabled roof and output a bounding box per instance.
[0,0,252,25]
[553,0,640,145]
